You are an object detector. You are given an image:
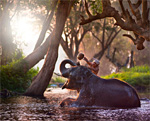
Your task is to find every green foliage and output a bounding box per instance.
[103,65,150,91]
[88,0,103,15]
[122,65,150,73]
[51,76,66,84]
[93,22,102,32]
[0,59,39,93]
[47,76,66,88]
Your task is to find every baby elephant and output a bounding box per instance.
[60,59,141,108]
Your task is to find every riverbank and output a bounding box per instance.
[139,92,150,99]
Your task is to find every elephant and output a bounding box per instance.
[59,59,141,108]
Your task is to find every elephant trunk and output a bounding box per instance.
[60,59,77,78]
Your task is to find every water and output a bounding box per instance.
[1,88,150,121]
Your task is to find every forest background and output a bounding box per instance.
[0,0,150,97]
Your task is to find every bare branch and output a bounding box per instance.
[127,0,136,16]
[107,29,121,46]
[134,8,142,26]
[10,0,21,20]
[133,0,142,9]
[102,19,106,44]
[92,19,121,61]
[126,0,142,26]
[76,25,81,35]
[119,0,127,18]
[125,9,135,24]
[142,0,148,26]
[106,29,115,45]
[123,33,145,50]
[79,27,91,43]
[34,0,58,50]
[84,0,92,17]
[123,34,136,44]
[91,32,102,43]
[80,0,149,50]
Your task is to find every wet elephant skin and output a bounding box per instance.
[60,59,141,108]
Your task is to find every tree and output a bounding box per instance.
[61,2,121,63]
[0,0,18,65]
[24,0,74,97]
[1,0,74,97]
[80,0,150,50]
[0,0,58,73]
[106,47,133,71]
[60,3,92,62]
[91,18,121,60]
[33,0,57,51]
[22,0,58,73]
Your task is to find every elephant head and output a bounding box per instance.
[60,59,93,91]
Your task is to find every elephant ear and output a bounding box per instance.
[60,59,77,78]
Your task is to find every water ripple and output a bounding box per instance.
[0,89,150,121]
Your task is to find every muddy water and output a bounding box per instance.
[0,88,150,121]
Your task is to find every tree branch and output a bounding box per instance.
[84,0,92,17]
[127,0,136,16]
[123,33,145,50]
[142,0,148,26]
[123,34,136,44]
[79,28,89,43]
[107,29,121,46]
[133,0,142,9]
[79,0,150,50]
[34,0,58,50]
[102,19,106,46]
[91,32,102,43]
[10,0,21,20]
[119,0,127,18]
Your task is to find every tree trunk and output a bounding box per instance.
[0,2,16,65]
[24,0,73,97]
[23,34,52,72]
[129,50,134,68]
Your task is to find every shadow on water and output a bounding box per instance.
[1,88,150,121]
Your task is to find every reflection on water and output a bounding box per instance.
[1,88,150,121]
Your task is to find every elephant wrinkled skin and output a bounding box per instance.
[59,59,141,108]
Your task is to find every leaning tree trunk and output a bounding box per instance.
[18,1,58,73]
[24,0,73,97]
[22,34,52,73]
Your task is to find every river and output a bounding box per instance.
[1,88,150,121]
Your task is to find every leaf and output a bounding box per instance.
[88,0,103,15]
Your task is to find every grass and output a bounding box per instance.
[103,65,150,92]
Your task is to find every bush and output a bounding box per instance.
[51,76,66,84]
[103,65,150,92]
[0,59,39,93]
[122,65,150,73]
